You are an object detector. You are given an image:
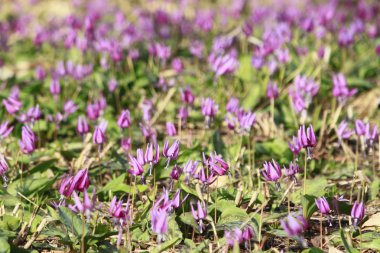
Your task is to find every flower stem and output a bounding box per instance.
[303,152,307,195]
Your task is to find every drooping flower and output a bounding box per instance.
[0,121,13,140]
[225,228,243,248]
[70,188,97,221]
[162,140,180,167]
[166,122,177,136]
[209,152,229,176]
[337,121,354,140]
[180,86,195,106]
[109,197,130,247]
[191,200,207,233]
[151,206,168,242]
[128,154,144,177]
[170,164,183,181]
[201,98,218,127]
[351,201,365,227]
[315,196,331,215]
[63,100,77,117]
[355,120,366,136]
[297,125,317,158]
[18,126,37,154]
[0,155,9,186]
[3,96,22,114]
[93,120,107,145]
[77,116,89,136]
[117,110,131,129]
[365,123,378,147]
[280,213,308,247]
[262,160,282,184]
[288,136,302,159]
[144,143,159,175]
[332,73,357,103]
[121,137,132,152]
[284,162,299,183]
[266,81,279,100]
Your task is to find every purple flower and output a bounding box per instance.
[110,196,130,223]
[201,98,218,127]
[191,200,207,233]
[209,152,229,176]
[242,225,254,241]
[166,122,177,136]
[109,196,130,247]
[3,96,22,114]
[184,160,198,182]
[226,97,240,114]
[77,116,89,135]
[189,40,204,58]
[155,43,171,61]
[18,126,37,154]
[236,109,256,133]
[298,125,317,149]
[365,123,378,146]
[172,58,184,73]
[117,110,131,129]
[35,65,46,80]
[209,51,239,78]
[170,164,183,180]
[145,143,159,175]
[315,197,330,215]
[86,103,100,121]
[139,123,156,144]
[225,228,243,247]
[276,48,290,63]
[284,162,299,182]
[0,121,13,139]
[337,121,354,140]
[70,188,97,221]
[50,78,61,96]
[93,121,107,145]
[266,81,279,100]
[280,214,308,237]
[163,140,180,167]
[332,74,357,103]
[150,207,168,239]
[288,136,302,158]
[289,75,320,113]
[262,160,282,184]
[355,120,366,136]
[58,169,90,198]
[141,99,154,123]
[351,201,365,227]
[121,137,132,152]
[0,155,9,185]
[128,154,144,177]
[63,100,77,117]
[108,78,118,92]
[178,107,189,122]
[180,86,195,106]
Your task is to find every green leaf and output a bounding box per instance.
[291,177,328,204]
[6,173,57,197]
[58,206,88,237]
[340,229,359,253]
[0,237,10,253]
[301,195,317,219]
[0,215,20,232]
[150,237,181,253]
[360,238,380,251]
[178,212,200,233]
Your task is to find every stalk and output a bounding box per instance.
[303,152,307,195]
